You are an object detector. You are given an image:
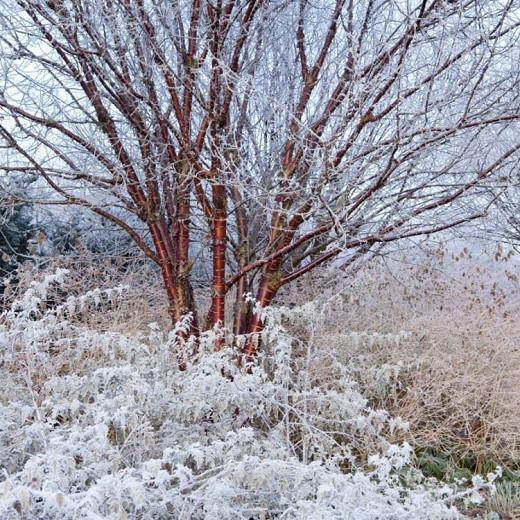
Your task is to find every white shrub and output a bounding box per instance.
[0,270,496,519]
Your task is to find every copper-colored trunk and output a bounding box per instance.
[242,259,281,361]
[211,184,227,349]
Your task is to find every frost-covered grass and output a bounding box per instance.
[0,269,501,519]
[281,243,520,472]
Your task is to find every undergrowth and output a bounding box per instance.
[0,267,500,519]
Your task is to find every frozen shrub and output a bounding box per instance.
[0,269,497,518]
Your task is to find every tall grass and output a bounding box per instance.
[280,241,520,471]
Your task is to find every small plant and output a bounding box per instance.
[484,480,520,518]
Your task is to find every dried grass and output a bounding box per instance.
[1,250,170,335]
[280,242,520,470]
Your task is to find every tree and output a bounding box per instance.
[1,0,519,362]
[488,168,520,249]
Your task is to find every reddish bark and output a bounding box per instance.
[211,183,227,349]
[2,1,519,370]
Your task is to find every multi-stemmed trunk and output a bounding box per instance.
[3,1,518,372]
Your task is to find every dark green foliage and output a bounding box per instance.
[0,177,35,291]
[415,447,520,486]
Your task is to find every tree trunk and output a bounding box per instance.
[210,183,227,349]
[242,260,282,362]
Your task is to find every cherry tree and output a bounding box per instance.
[1,0,519,360]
